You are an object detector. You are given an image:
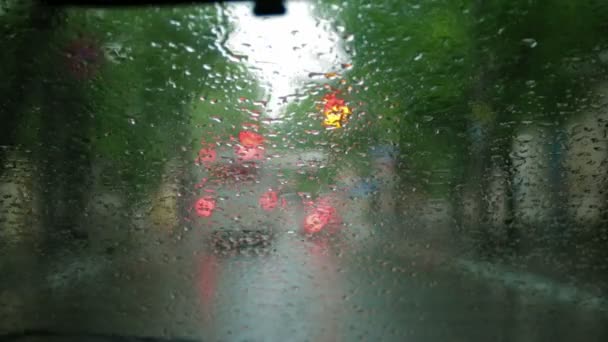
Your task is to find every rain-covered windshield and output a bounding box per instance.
[1,1,608,341]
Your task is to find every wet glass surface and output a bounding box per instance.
[1,0,608,341]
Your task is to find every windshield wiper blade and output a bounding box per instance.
[0,330,202,342]
[38,0,286,15]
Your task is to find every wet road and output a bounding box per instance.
[2,219,608,342]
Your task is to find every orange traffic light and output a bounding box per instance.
[321,91,351,128]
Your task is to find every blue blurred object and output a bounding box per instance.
[349,178,379,198]
[369,144,399,162]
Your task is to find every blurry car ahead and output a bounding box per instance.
[192,137,281,251]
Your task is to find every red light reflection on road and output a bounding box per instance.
[196,147,217,166]
[304,212,329,233]
[195,196,216,217]
[303,196,341,234]
[197,254,219,326]
[259,190,279,211]
[304,229,342,341]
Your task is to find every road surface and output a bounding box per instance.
[1,216,607,342]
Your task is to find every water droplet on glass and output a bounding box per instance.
[522,38,538,48]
